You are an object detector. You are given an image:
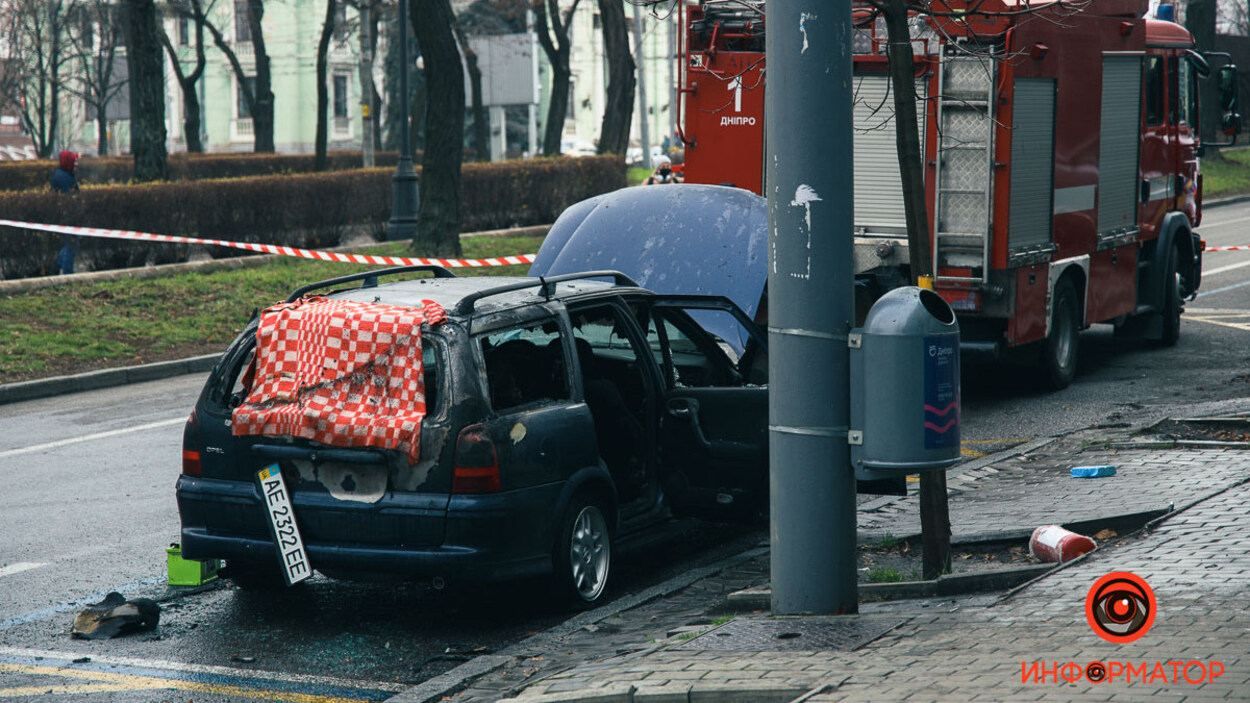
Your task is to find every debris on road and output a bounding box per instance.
[71,592,160,639]
[1070,465,1117,478]
[1029,525,1096,563]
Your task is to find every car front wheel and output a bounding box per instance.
[554,495,612,606]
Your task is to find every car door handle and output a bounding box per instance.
[667,398,697,419]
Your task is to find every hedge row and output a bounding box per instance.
[0,155,625,279]
[0,151,405,192]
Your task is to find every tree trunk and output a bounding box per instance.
[248,0,275,152]
[184,88,203,152]
[123,0,168,181]
[410,0,464,255]
[881,0,930,280]
[880,0,947,579]
[359,2,375,167]
[315,0,337,171]
[96,105,109,155]
[370,11,383,152]
[543,61,570,156]
[453,19,490,162]
[596,0,635,155]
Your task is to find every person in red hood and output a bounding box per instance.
[51,150,80,193]
[50,150,80,274]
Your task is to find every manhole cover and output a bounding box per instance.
[677,616,902,651]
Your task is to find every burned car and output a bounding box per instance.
[177,267,767,605]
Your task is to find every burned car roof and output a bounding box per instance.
[329,275,625,317]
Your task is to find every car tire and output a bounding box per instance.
[1158,246,1182,348]
[224,560,289,590]
[553,494,612,607]
[1040,277,1080,390]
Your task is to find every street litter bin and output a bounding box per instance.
[850,287,962,478]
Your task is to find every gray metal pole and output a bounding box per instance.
[632,3,650,163]
[387,0,419,241]
[767,0,858,615]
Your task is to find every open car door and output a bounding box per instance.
[636,295,769,522]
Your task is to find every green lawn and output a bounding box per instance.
[1203,147,1250,199]
[0,235,542,384]
[627,166,652,185]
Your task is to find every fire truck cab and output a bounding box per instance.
[678,0,1241,388]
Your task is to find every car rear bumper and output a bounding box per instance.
[176,475,561,582]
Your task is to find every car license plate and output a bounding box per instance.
[256,464,312,586]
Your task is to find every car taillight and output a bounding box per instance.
[182,411,202,477]
[452,425,500,493]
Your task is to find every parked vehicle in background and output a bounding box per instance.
[177,267,767,606]
[676,0,1241,388]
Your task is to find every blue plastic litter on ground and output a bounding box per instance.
[1070,465,1117,478]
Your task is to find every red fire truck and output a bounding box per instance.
[677,0,1241,387]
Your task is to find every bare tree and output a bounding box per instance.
[411,0,465,255]
[596,0,634,154]
[160,0,208,152]
[200,0,275,151]
[0,0,73,158]
[452,13,490,161]
[65,0,128,155]
[314,0,338,170]
[122,0,168,180]
[532,0,581,155]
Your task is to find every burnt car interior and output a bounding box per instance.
[569,306,650,501]
[480,319,569,412]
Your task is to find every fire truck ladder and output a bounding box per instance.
[932,51,996,286]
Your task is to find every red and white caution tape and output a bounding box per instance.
[0,219,537,268]
[1206,245,1250,252]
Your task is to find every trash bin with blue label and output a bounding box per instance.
[849,287,962,478]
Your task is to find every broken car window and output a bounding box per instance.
[480,319,569,412]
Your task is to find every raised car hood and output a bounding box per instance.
[529,185,767,348]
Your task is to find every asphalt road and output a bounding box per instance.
[1,201,1249,700]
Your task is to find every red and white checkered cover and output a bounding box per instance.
[231,296,447,463]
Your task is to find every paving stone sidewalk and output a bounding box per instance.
[453,443,1250,703]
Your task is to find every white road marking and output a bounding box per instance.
[0,563,46,579]
[1203,259,1250,277]
[0,647,409,693]
[1198,279,1250,298]
[0,417,185,460]
[1201,214,1250,229]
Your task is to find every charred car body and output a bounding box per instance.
[177,267,767,604]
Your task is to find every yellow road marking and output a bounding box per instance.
[961,437,1031,445]
[0,664,373,703]
[1186,313,1250,332]
[960,448,987,458]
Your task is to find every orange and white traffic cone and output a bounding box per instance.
[1029,525,1096,563]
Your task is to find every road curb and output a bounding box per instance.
[722,563,1057,610]
[1204,193,1250,209]
[0,353,221,406]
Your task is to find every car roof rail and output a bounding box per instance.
[285,264,457,303]
[454,270,639,315]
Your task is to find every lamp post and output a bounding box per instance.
[387,0,419,240]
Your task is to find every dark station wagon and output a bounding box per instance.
[177,267,769,605]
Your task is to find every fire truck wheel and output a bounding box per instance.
[1159,247,1182,347]
[1041,277,1080,390]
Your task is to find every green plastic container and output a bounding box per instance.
[166,543,220,586]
